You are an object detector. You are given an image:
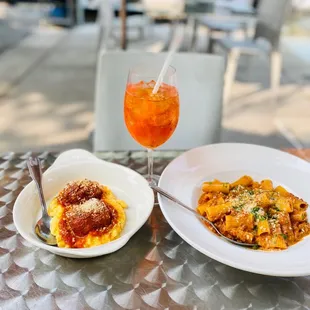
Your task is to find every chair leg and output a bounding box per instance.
[241,21,249,39]
[270,51,282,95]
[224,49,240,104]
[97,24,104,52]
[145,17,154,38]
[207,31,215,54]
[165,22,177,50]
[189,17,198,51]
[139,26,145,40]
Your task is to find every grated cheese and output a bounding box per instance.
[73,198,106,214]
[229,191,265,215]
[243,202,256,213]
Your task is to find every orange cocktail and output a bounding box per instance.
[124,80,179,149]
[124,64,178,187]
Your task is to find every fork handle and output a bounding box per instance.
[151,184,257,247]
[150,184,213,225]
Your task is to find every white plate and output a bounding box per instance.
[158,143,310,277]
[13,149,154,258]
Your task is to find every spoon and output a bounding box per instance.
[151,185,257,248]
[27,156,57,246]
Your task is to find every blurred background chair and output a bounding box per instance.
[94,51,225,151]
[215,0,292,104]
[196,18,249,53]
[97,0,148,52]
[193,0,256,53]
[190,0,257,53]
[142,0,186,49]
[97,0,187,53]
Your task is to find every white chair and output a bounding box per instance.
[196,18,249,53]
[216,0,292,104]
[97,0,148,51]
[94,51,225,151]
[142,0,186,49]
[191,0,256,52]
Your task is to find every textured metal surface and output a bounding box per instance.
[1,151,310,310]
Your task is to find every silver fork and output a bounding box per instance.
[27,156,57,246]
[151,185,257,248]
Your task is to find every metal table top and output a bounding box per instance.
[1,151,310,310]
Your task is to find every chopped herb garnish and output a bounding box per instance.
[248,190,254,195]
[252,245,260,250]
[233,204,244,211]
[251,207,267,221]
[281,234,288,240]
[257,215,267,221]
[302,213,307,220]
[252,207,260,213]
[274,207,280,211]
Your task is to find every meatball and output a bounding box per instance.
[57,179,103,206]
[66,198,112,237]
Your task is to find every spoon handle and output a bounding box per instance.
[150,184,213,225]
[27,157,48,217]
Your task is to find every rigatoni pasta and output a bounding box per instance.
[197,176,310,250]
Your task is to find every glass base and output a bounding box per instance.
[143,174,160,205]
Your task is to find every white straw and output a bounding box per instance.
[152,24,184,94]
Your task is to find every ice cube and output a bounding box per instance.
[147,80,156,88]
[139,81,148,88]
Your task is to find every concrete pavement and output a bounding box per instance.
[0,17,309,152]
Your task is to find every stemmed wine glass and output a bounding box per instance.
[124,63,179,186]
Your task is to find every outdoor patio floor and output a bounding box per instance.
[0,3,310,153]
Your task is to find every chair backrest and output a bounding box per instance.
[94,51,225,151]
[254,0,291,48]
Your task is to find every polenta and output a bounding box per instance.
[47,179,127,248]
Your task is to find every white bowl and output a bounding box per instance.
[13,149,154,258]
[158,143,310,277]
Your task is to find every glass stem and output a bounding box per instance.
[147,148,153,184]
